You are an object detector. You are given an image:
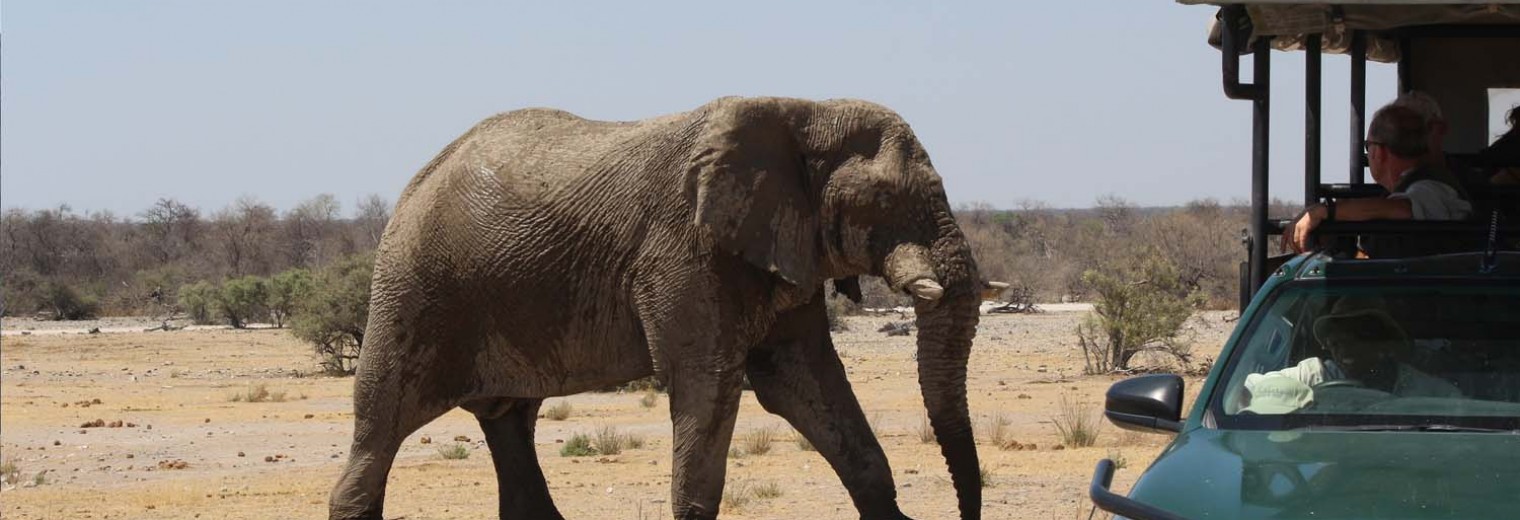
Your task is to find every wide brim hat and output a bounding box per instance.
[1312,296,1409,349]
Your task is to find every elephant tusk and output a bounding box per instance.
[909,279,944,301]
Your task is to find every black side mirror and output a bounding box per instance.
[1104,374,1184,433]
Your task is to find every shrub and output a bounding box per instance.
[825,293,854,332]
[560,433,596,457]
[1052,393,1101,448]
[1076,249,1202,374]
[217,276,269,328]
[44,282,99,320]
[177,281,218,325]
[544,400,573,421]
[266,268,314,328]
[979,464,995,488]
[722,481,754,511]
[639,390,659,409]
[436,443,470,460]
[292,254,374,375]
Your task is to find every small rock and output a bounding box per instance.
[419,436,432,444]
[453,435,470,443]
[237,452,245,457]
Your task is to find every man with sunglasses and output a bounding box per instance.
[1284,103,1473,255]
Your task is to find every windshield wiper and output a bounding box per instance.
[1295,424,1518,433]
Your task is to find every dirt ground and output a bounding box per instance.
[0,309,1232,520]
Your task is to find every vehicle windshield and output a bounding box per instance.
[1213,280,1520,431]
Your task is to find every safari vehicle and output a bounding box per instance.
[1088,3,1520,519]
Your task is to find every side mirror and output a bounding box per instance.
[1104,374,1184,433]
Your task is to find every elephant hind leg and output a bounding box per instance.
[470,397,565,520]
[329,347,459,519]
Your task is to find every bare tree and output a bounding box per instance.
[283,194,341,268]
[138,198,201,264]
[211,196,278,277]
[353,194,391,252]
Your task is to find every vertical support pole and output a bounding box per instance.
[1397,37,1412,93]
[1350,30,1367,184]
[1306,34,1322,206]
[1250,37,1271,303]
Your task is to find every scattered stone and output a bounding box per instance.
[156,460,188,470]
[125,454,134,459]
[453,435,471,443]
[419,436,432,444]
[263,456,275,463]
[237,452,245,457]
[1017,394,1032,399]
[304,414,314,419]
[1051,445,1065,451]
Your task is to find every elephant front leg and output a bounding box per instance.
[746,296,910,520]
[666,364,747,520]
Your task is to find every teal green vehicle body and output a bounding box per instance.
[1121,253,1520,519]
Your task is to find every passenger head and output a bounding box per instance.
[1392,91,1447,159]
[1367,104,1430,189]
[1314,296,1409,381]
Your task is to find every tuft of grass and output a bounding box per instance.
[981,413,1012,448]
[545,400,573,421]
[728,446,746,459]
[436,443,470,460]
[979,464,995,488]
[32,470,47,487]
[1,459,20,485]
[753,481,783,499]
[593,425,645,455]
[917,415,936,444]
[639,390,659,409]
[723,481,752,511]
[866,411,885,438]
[741,426,778,456]
[793,430,815,452]
[560,433,597,457]
[1052,393,1101,448]
[228,383,288,403]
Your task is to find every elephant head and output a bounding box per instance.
[692,97,983,519]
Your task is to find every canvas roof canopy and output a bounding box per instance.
[1180,2,1520,61]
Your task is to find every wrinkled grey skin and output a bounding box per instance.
[329,97,983,520]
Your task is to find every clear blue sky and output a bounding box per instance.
[1,1,1398,216]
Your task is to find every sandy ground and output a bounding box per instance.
[0,309,1232,519]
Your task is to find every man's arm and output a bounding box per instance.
[1284,198,1414,253]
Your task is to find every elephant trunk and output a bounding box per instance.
[885,220,982,519]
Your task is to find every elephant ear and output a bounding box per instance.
[692,99,821,289]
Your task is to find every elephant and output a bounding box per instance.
[329,96,984,520]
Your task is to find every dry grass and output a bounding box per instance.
[793,429,815,452]
[545,400,573,421]
[436,443,470,460]
[740,426,779,456]
[593,425,644,455]
[917,415,935,444]
[981,413,1016,449]
[227,383,288,403]
[753,481,783,499]
[1052,393,1101,448]
[1,459,20,485]
[979,464,996,488]
[639,390,659,409]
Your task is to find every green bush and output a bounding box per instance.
[1075,249,1203,374]
[44,282,99,321]
[266,268,314,328]
[217,276,269,328]
[292,254,374,375]
[177,281,218,325]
